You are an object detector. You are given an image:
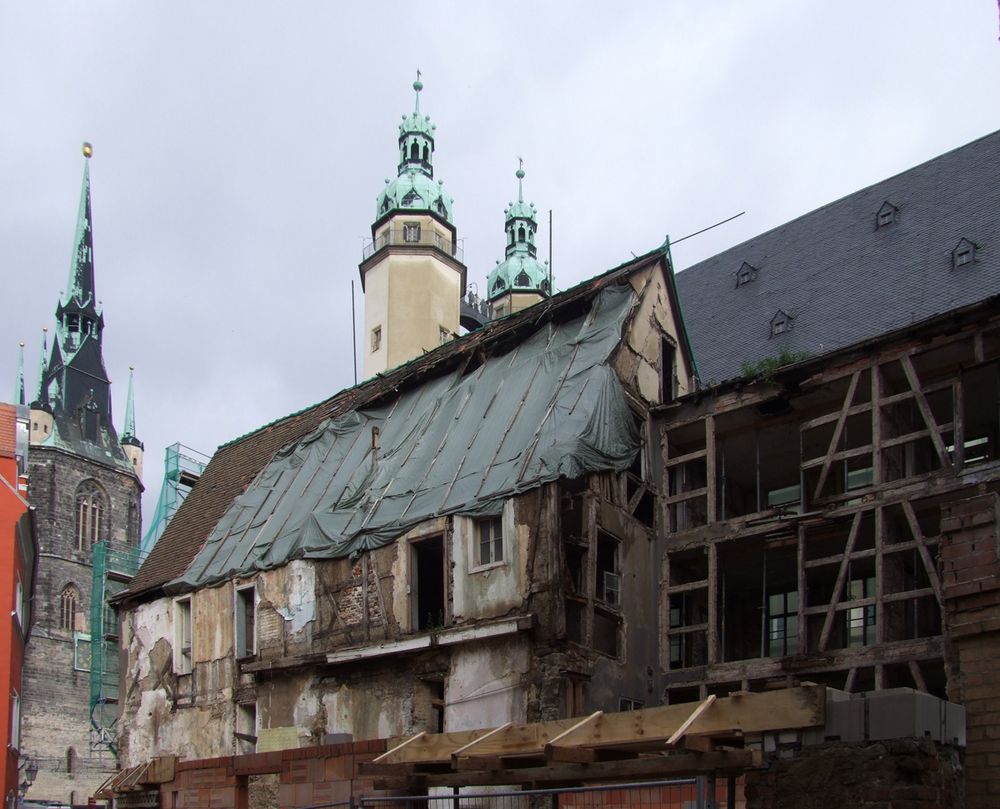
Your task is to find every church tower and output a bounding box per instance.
[486,161,551,318]
[20,145,143,805]
[359,75,467,378]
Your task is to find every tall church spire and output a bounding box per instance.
[15,342,25,406]
[122,366,137,440]
[31,327,49,410]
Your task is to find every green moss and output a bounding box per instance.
[740,349,811,382]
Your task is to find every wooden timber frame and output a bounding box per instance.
[360,685,824,789]
[656,305,1000,698]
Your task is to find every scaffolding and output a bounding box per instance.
[141,442,211,555]
[89,442,209,757]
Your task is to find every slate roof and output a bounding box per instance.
[120,249,687,604]
[675,130,1000,385]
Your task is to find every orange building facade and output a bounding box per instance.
[0,402,36,809]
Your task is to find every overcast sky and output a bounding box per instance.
[2,1,999,534]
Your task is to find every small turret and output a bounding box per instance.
[486,160,551,318]
[28,327,53,445]
[120,366,143,480]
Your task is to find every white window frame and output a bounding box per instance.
[472,514,504,571]
[234,584,256,658]
[174,596,193,674]
[13,573,23,629]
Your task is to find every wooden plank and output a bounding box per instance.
[664,578,709,594]
[797,524,808,654]
[802,444,873,471]
[818,511,862,651]
[871,363,883,486]
[372,731,427,764]
[813,371,861,500]
[545,711,603,748]
[800,403,871,433]
[665,486,709,505]
[952,379,965,470]
[450,722,512,761]
[901,501,944,606]
[805,548,876,569]
[899,355,951,469]
[666,694,717,746]
[875,505,885,645]
[664,448,708,468]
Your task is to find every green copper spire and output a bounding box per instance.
[374,75,454,224]
[487,160,551,302]
[121,365,140,446]
[31,328,49,410]
[62,145,98,311]
[15,342,25,406]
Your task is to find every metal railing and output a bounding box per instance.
[362,228,463,262]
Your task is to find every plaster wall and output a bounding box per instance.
[615,266,693,404]
[452,502,527,621]
[445,637,531,731]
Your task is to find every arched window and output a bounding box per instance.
[128,500,139,543]
[66,747,76,774]
[76,481,107,551]
[410,141,420,160]
[61,584,80,631]
[518,226,526,242]
[422,144,429,162]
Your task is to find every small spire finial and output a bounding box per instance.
[413,69,423,113]
[16,341,25,406]
[82,142,93,159]
[516,157,525,202]
[123,365,137,439]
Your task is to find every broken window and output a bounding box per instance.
[661,338,677,402]
[619,697,643,711]
[475,515,503,567]
[175,597,193,674]
[235,585,256,658]
[847,577,876,647]
[411,536,445,631]
[595,531,621,607]
[236,703,257,753]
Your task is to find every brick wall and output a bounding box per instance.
[156,739,388,809]
[21,446,142,804]
[940,492,1000,809]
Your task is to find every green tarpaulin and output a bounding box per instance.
[169,284,640,592]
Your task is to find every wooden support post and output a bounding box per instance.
[909,660,928,693]
[900,356,952,469]
[818,512,863,651]
[814,372,861,501]
[706,415,717,524]
[797,525,808,654]
[875,506,885,646]
[708,542,719,665]
[901,501,943,606]
[844,667,857,693]
[953,378,965,470]
[872,363,883,486]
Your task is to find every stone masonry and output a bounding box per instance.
[21,445,141,804]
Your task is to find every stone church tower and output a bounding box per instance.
[20,146,143,805]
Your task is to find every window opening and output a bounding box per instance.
[66,748,76,774]
[439,326,450,345]
[175,597,193,674]
[14,574,23,627]
[76,481,106,551]
[9,691,19,750]
[73,631,92,671]
[475,515,503,567]
[236,703,257,752]
[736,262,758,287]
[767,591,799,657]
[952,238,976,269]
[847,577,876,647]
[235,586,256,658]
[60,585,79,631]
[411,536,445,631]
[661,338,677,402]
[619,697,644,712]
[410,141,419,160]
[595,531,621,606]
[876,202,897,229]
[404,222,421,243]
[371,326,382,354]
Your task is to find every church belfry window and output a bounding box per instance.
[75,480,107,551]
[404,222,421,243]
[410,141,420,160]
[60,584,80,631]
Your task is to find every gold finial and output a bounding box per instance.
[19,341,25,348]
[82,142,93,158]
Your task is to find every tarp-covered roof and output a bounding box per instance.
[169,285,640,592]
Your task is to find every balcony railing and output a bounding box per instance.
[362,227,463,262]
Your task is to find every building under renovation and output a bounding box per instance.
[110,94,1000,808]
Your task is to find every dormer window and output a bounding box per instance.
[493,276,506,294]
[736,262,758,287]
[770,310,793,337]
[876,201,898,229]
[952,238,977,269]
[515,270,531,287]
